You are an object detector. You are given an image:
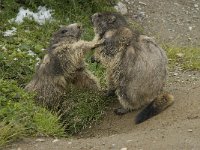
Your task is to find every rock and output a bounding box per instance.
[126,140,133,143]
[174,2,179,6]
[2,46,7,51]
[52,138,59,143]
[188,129,193,132]
[68,141,72,145]
[174,73,178,76]
[114,2,128,15]
[3,27,17,37]
[194,4,198,8]
[176,53,184,58]
[139,1,147,6]
[121,148,128,150]
[35,138,45,142]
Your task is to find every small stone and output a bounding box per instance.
[35,138,45,142]
[52,138,59,143]
[121,148,128,150]
[174,2,179,6]
[126,140,133,143]
[114,2,128,15]
[178,68,183,71]
[194,4,198,8]
[174,73,178,76]
[3,27,17,37]
[68,141,72,145]
[139,1,147,6]
[2,46,7,51]
[176,53,184,58]
[189,26,193,31]
[188,129,193,132]
[112,143,116,147]
[17,148,22,150]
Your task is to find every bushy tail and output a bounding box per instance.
[135,93,174,124]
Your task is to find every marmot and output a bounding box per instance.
[25,23,101,111]
[91,12,174,124]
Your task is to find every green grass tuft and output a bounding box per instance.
[60,86,113,134]
[0,79,64,148]
[0,122,25,147]
[164,46,200,70]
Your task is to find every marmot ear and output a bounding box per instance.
[109,16,116,23]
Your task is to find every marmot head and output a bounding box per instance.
[50,23,83,45]
[91,12,128,37]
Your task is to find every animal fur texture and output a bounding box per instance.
[25,23,101,111]
[91,12,174,124]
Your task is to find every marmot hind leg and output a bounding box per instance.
[114,87,143,115]
[114,93,135,115]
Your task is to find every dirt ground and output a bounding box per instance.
[5,71,200,150]
[5,0,200,150]
[123,0,200,47]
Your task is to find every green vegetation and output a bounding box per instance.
[60,86,113,134]
[0,79,64,147]
[164,46,200,70]
[0,0,114,147]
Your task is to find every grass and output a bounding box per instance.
[60,86,113,134]
[0,79,64,148]
[0,0,115,148]
[164,46,200,70]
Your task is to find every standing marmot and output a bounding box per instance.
[25,23,101,111]
[91,12,174,124]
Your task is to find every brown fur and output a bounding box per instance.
[91,12,174,123]
[25,23,101,111]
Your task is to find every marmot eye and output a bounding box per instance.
[61,29,68,34]
[98,14,102,17]
[96,13,102,18]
